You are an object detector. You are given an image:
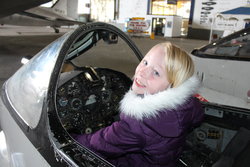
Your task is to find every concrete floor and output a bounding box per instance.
[0,25,209,87]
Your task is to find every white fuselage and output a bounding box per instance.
[191,54,250,110]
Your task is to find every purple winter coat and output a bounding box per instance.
[75,76,204,167]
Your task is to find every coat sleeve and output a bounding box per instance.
[191,97,204,127]
[74,119,145,158]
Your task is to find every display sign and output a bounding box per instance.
[191,0,247,29]
[214,15,241,30]
[127,18,150,31]
[126,17,150,36]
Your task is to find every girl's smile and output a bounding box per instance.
[134,78,146,88]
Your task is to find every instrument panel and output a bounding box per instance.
[56,67,132,134]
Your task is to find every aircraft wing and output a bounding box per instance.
[0,0,51,18]
[20,10,84,27]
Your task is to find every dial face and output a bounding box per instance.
[71,98,82,110]
[58,97,68,107]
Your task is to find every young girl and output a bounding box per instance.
[74,42,204,167]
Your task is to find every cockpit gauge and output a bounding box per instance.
[71,98,82,111]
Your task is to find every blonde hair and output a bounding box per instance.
[156,42,194,88]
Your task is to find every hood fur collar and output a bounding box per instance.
[120,75,200,120]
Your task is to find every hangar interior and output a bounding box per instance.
[0,0,250,167]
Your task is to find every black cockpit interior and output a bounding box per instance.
[56,67,132,135]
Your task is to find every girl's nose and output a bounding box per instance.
[138,67,151,78]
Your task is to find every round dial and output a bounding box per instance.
[71,98,82,110]
[58,97,68,107]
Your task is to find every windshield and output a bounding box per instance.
[5,33,71,128]
[198,28,250,60]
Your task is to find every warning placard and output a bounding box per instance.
[126,17,150,36]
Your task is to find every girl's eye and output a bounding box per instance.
[143,60,148,65]
[154,70,160,76]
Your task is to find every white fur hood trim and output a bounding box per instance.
[120,75,200,120]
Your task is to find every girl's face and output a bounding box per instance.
[132,46,170,95]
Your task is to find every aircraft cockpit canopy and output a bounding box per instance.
[192,27,250,61]
[3,22,143,167]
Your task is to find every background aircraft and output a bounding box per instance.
[191,28,250,111]
[0,0,85,33]
[0,0,51,18]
